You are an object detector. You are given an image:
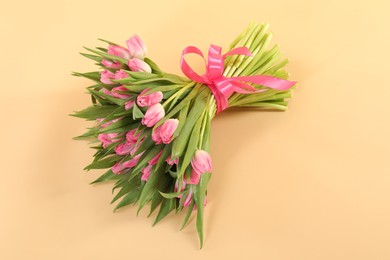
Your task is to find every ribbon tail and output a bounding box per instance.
[234,75,297,91]
[223,47,253,58]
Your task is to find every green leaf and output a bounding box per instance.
[96,47,108,52]
[176,107,204,178]
[144,57,162,74]
[111,177,141,204]
[72,71,101,82]
[153,198,176,226]
[193,172,212,249]
[172,102,189,139]
[132,131,154,157]
[148,192,163,217]
[168,169,178,178]
[98,38,120,46]
[114,188,141,211]
[90,169,120,184]
[166,82,196,113]
[158,191,182,199]
[137,167,166,215]
[98,119,137,134]
[180,199,195,230]
[131,144,163,174]
[88,90,113,106]
[113,108,133,117]
[84,155,121,170]
[143,84,183,94]
[171,89,208,160]
[84,47,128,64]
[132,103,144,120]
[112,71,158,84]
[98,105,127,125]
[155,143,172,171]
[73,127,99,140]
[80,53,103,63]
[92,142,118,162]
[88,89,125,106]
[70,105,117,120]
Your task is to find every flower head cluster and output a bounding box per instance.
[93,35,200,192]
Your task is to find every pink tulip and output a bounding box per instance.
[141,103,165,127]
[182,190,193,207]
[125,100,135,110]
[100,69,115,84]
[114,69,128,80]
[112,162,126,175]
[123,152,143,168]
[126,129,141,144]
[159,119,179,144]
[114,142,134,155]
[130,141,142,156]
[185,170,201,185]
[141,165,152,181]
[111,86,131,99]
[149,150,163,166]
[126,34,147,59]
[174,180,186,198]
[151,125,162,144]
[127,57,152,73]
[102,59,122,69]
[136,88,163,107]
[97,133,120,148]
[103,88,114,97]
[166,155,179,165]
[191,150,212,175]
[107,45,131,60]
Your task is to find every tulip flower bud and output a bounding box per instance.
[186,170,201,185]
[122,153,143,168]
[111,86,131,99]
[141,165,152,181]
[152,125,162,144]
[127,57,152,73]
[137,88,163,107]
[126,34,147,59]
[159,119,179,144]
[112,162,126,175]
[114,142,134,155]
[107,45,131,60]
[141,103,165,127]
[125,129,141,144]
[191,150,212,175]
[114,69,128,80]
[166,155,179,165]
[182,190,193,207]
[148,151,163,166]
[100,69,115,84]
[102,59,122,69]
[97,133,120,148]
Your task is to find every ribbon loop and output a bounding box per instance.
[180,44,296,113]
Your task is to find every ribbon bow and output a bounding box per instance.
[180,44,296,113]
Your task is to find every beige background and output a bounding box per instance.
[1,0,389,259]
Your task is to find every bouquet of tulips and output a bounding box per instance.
[72,22,296,248]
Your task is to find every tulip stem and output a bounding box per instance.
[162,81,195,109]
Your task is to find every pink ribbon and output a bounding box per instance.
[180,44,297,113]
